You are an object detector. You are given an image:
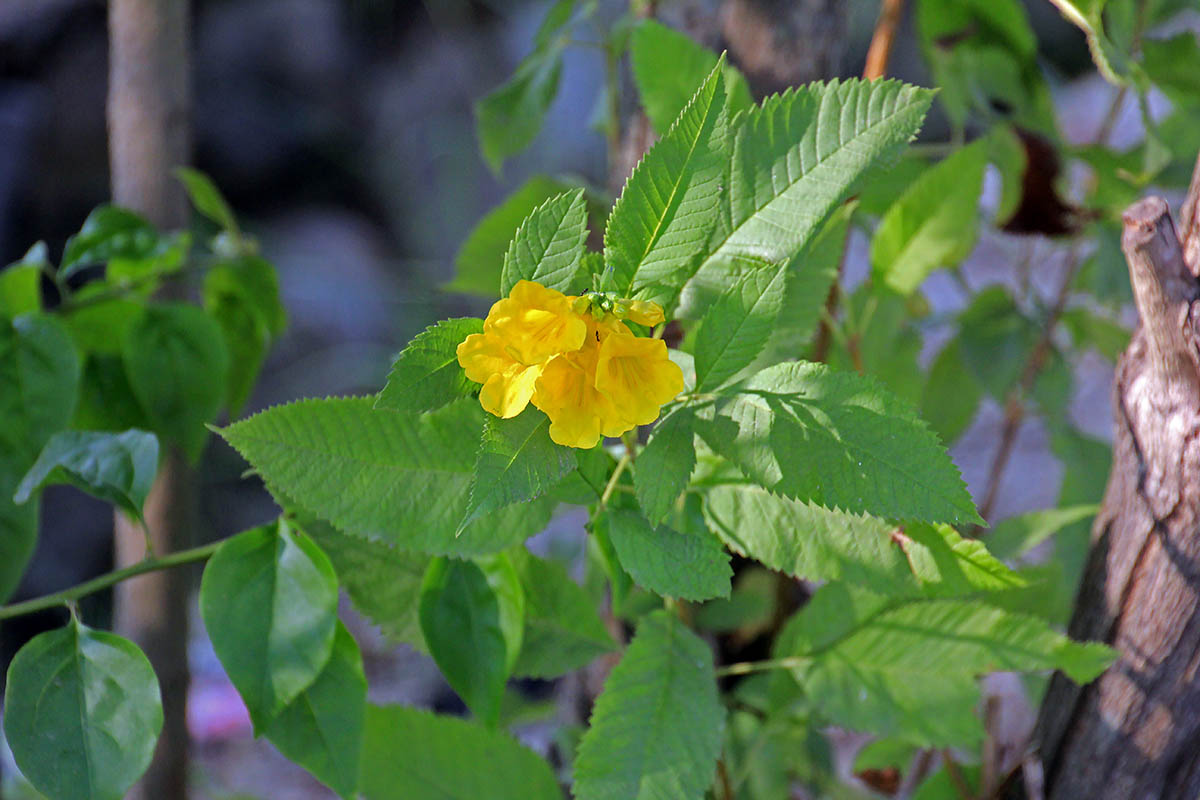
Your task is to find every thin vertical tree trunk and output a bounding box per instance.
[1031,153,1200,799]
[107,0,192,797]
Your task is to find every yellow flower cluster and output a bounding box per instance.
[457,280,684,448]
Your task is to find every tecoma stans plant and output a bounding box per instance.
[5,0,1200,797]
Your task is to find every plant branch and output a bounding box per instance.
[599,453,632,508]
[943,749,975,800]
[0,540,221,622]
[863,0,905,81]
[715,656,808,678]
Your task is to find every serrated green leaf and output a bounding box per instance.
[461,407,575,533]
[510,548,616,678]
[693,259,789,391]
[176,167,239,233]
[678,79,934,317]
[986,504,1100,562]
[14,429,158,520]
[474,2,574,173]
[199,519,339,731]
[0,313,80,601]
[871,139,987,295]
[219,398,557,557]
[748,201,852,371]
[124,303,228,461]
[359,704,562,800]
[694,361,982,525]
[448,176,575,296]
[376,318,483,414]
[634,407,696,525]
[777,584,1116,745]
[500,189,588,295]
[630,20,753,136]
[419,556,524,727]
[903,522,1027,595]
[295,513,428,650]
[596,509,731,601]
[574,610,724,800]
[701,483,916,590]
[920,339,981,445]
[4,618,162,800]
[264,622,366,799]
[601,61,728,303]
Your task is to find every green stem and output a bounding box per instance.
[599,454,632,508]
[0,540,222,622]
[715,656,809,678]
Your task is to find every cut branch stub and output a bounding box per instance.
[1032,174,1200,799]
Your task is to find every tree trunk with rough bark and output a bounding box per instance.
[107,0,192,797]
[1032,153,1200,800]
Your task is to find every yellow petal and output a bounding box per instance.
[533,354,604,448]
[624,299,665,327]
[486,280,587,365]
[457,332,515,385]
[479,363,540,418]
[595,331,684,426]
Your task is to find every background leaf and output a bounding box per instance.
[297,514,429,651]
[4,619,162,800]
[474,1,575,173]
[418,556,524,727]
[123,303,227,461]
[14,429,158,520]
[264,622,366,800]
[509,548,616,678]
[871,139,987,295]
[630,19,753,136]
[919,339,982,445]
[448,176,574,296]
[203,255,286,415]
[376,318,483,414]
[359,704,562,800]
[574,610,724,800]
[175,167,239,232]
[0,313,80,600]
[499,189,589,295]
[597,509,731,601]
[199,520,339,730]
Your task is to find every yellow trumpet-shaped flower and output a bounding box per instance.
[456,281,586,418]
[457,280,682,445]
[594,324,684,426]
